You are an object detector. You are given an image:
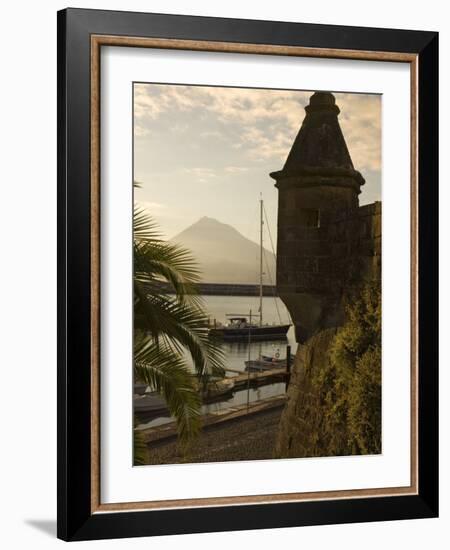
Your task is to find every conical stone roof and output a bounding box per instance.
[270,92,364,191]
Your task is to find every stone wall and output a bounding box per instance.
[274,328,337,458]
[271,92,382,458]
[277,200,381,343]
[274,201,381,458]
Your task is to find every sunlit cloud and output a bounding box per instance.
[199,130,224,139]
[136,200,166,212]
[225,166,249,174]
[133,83,381,238]
[182,167,218,183]
[134,84,380,174]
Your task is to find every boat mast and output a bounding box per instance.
[259,194,264,327]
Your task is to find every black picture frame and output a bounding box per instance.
[57,7,438,541]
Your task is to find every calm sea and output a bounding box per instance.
[136,295,296,429]
[202,294,297,375]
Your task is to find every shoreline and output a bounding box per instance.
[138,394,286,445]
[144,405,284,465]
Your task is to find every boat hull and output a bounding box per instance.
[245,359,287,372]
[209,324,290,342]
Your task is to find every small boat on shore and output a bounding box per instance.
[134,382,148,396]
[193,377,236,399]
[245,349,288,372]
[134,392,169,415]
[134,378,236,421]
[245,358,287,372]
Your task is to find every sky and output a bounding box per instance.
[134,83,381,245]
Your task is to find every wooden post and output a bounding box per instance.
[286,345,291,390]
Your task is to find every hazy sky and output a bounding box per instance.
[134,83,381,244]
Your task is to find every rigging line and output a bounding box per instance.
[260,205,283,324]
[263,203,277,259]
[244,202,260,249]
[262,248,283,325]
[261,204,281,312]
[263,204,292,326]
[245,202,261,303]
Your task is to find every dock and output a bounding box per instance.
[225,367,287,390]
[138,394,287,445]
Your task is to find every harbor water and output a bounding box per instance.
[204,294,296,375]
[136,294,297,430]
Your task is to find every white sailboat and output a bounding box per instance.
[209,196,291,342]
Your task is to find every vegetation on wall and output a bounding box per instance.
[275,280,381,459]
[317,280,382,455]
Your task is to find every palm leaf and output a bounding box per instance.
[134,333,202,442]
[134,240,201,304]
[134,280,224,381]
[133,208,225,446]
[133,207,163,242]
[133,416,149,465]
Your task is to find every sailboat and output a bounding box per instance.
[208,196,291,343]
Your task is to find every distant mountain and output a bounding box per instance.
[172,217,277,284]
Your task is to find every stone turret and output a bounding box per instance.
[271,91,380,343]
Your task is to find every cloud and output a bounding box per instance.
[170,123,189,134]
[182,167,218,183]
[134,83,304,132]
[337,93,381,172]
[134,84,381,175]
[134,125,151,137]
[224,166,249,174]
[136,200,166,213]
[199,130,224,139]
[238,125,296,162]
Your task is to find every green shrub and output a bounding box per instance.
[316,281,382,455]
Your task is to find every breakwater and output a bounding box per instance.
[154,281,278,297]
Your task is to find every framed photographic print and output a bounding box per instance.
[57,8,439,541]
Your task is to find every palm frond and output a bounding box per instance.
[133,416,149,466]
[133,207,225,448]
[133,207,163,242]
[134,281,225,381]
[134,334,202,442]
[134,240,202,303]
[134,207,203,307]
